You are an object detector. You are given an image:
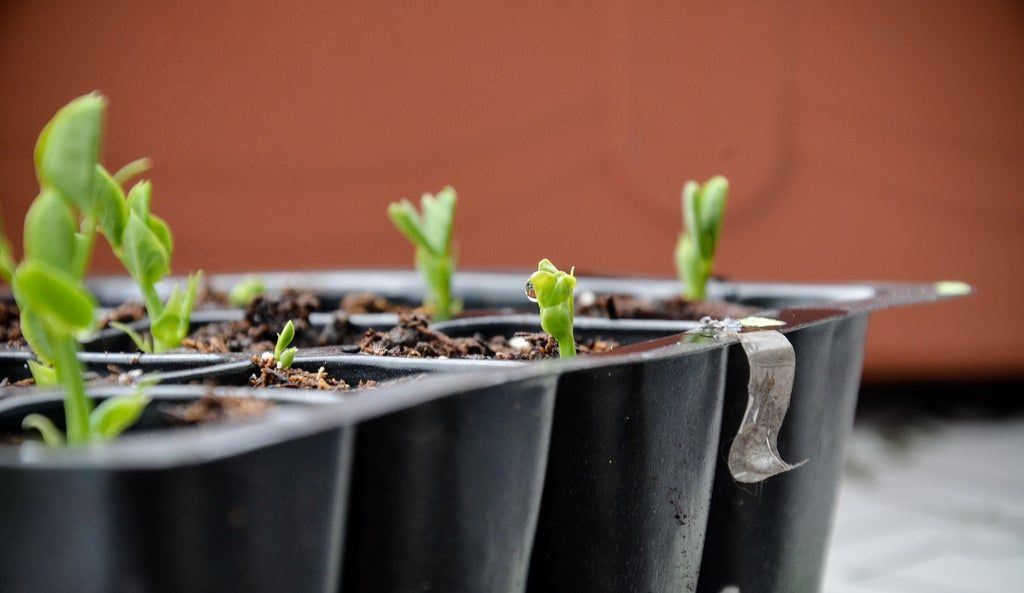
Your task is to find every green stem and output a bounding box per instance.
[73,219,97,280]
[140,282,163,320]
[557,335,577,358]
[432,273,452,321]
[53,335,91,445]
[686,259,710,301]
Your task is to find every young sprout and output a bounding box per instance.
[388,186,457,320]
[273,320,298,369]
[675,176,728,300]
[526,259,577,358]
[12,94,148,446]
[228,275,266,307]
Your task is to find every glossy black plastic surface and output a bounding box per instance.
[342,374,558,593]
[696,314,870,593]
[0,390,349,593]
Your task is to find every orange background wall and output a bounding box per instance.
[1,1,1021,381]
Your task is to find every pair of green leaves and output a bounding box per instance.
[527,259,577,358]
[13,257,148,446]
[388,187,457,320]
[274,320,298,369]
[22,389,150,448]
[111,272,201,354]
[388,186,456,259]
[676,176,729,300]
[90,150,198,353]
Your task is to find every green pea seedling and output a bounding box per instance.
[273,320,298,369]
[675,176,728,300]
[228,275,266,307]
[12,93,148,446]
[526,259,577,358]
[100,176,201,353]
[388,186,457,321]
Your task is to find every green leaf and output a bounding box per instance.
[12,262,96,335]
[89,393,149,440]
[387,200,432,252]
[92,165,129,248]
[150,286,182,350]
[146,214,173,257]
[19,310,55,365]
[121,211,169,287]
[675,234,708,300]
[682,181,702,256]
[27,359,58,386]
[420,186,456,255]
[127,180,152,218]
[275,320,296,359]
[22,414,66,447]
[112,157,152,187]
[109,321,153,353]
[697,176,728,259]
[278,347,297,370]
[149,272,200,352]
[72,227,94,280]
[228,275,266,306]
[23,190,77,275]
[35,93,106,211]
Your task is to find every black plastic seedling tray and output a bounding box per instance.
[0,271,961,593]
[0,365,563,593]
[0,386,348,593]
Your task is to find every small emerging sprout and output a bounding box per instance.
[527,259,577,358]
[675,176,728,300]
[273,320,298,369]
[388,186,457,320]
[228,275,266,307]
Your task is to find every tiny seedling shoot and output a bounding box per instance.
[228,275,266,307]
[526,259,577,358]
[388,186,457,321]
[11,93,149,446]
[675,176,728,300]
[272,320,298,370]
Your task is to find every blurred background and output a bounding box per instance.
[0,1,1021,382]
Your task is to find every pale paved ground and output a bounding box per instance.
[823,414,1024,592]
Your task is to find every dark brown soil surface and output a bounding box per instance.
[246,353,372,392]
[0,301,24,345]
[0,365,152,389]
[0,376,35,388]
[196,278,232,308]
[181,290,353,353]
[97,301,147,329]
[161,395,276,426]
[577,293,760,321]
[358,313,618,360]
[340,292,413,314]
